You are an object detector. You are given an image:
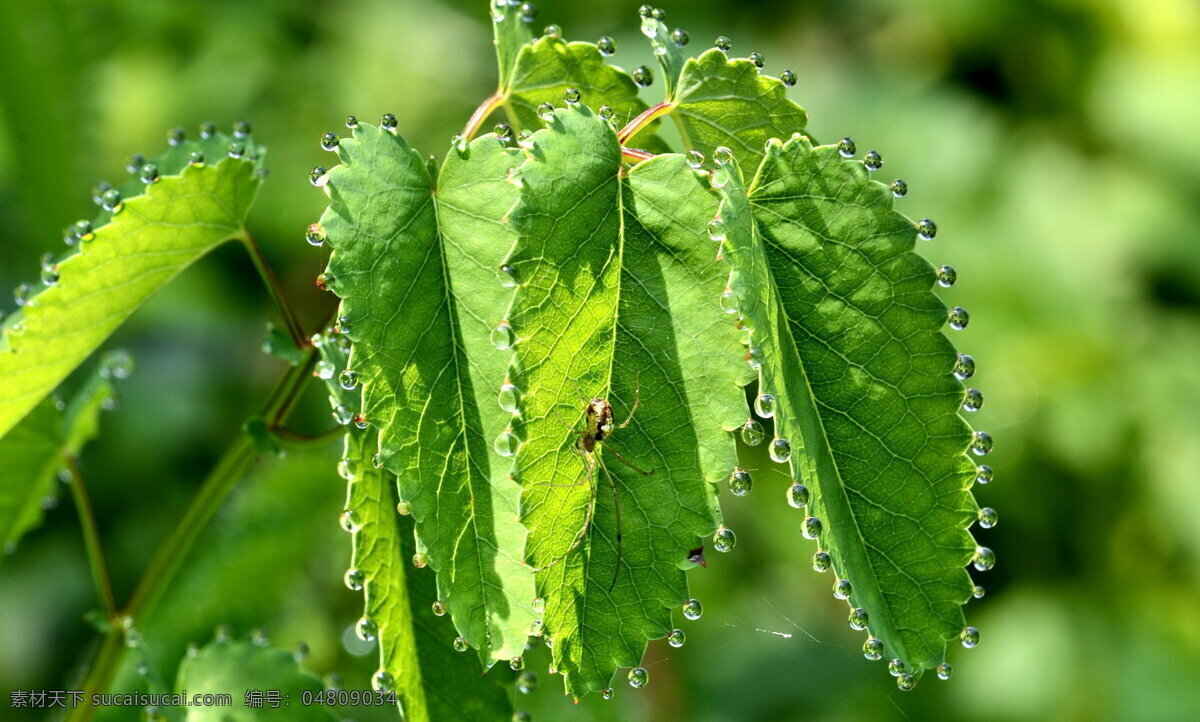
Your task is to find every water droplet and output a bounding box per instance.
[101,189,123,212]
[494,122,513,141]
[936,265,957,287]
[597,35,616,56]
[321,132,340,151]
[397,500,412,515]
[602,687,615,700]
[230,120,251,139]
[496,383,520,414]
[340,509,361,533]
[706,218,728,243]
[517,670,537,693]
[975,464,993,484]
[41,266,59,287]
[713,526,736,552]
[372,669,395,691]
[332,404,353,426]
[510,656,525,671]
[713,146,734,165]
[628,666,649,688]
[953,353,976,380]
[745,347,764,369]
[710,167,730,189]
[342,115,358,130]
[682,598,703,620]
[863,150,883,171]
[92,181,113,206]
[543,24,562,38]
[356,616,378,642]
[527,596,544,614]
[970,430,993,456]
[780,69,797,86]
[667,628,686,648]
[740,419,764,446]
[494,429,519,457]
[917,218,938,240]
[715,35,732,52]
[833,578,852,600]
[344,568,365,591]
[381,113,398,130]
[125,153,146,174]
[338,369,359,391]
[720,288,739,314]
[309,166,329,187]
[888,658,906,677]
[227,141,246,159]
[948,306,970,330]
[769,436,792,463]
[729,468,753,496]
[890,178,908,197]
[972,546,995,571]
[897,673,916,691]
[963,387,984,412]
[686,149,705,169]
[838,137,856,158]
[671,28,689,46]
[337,458,354,481]
[803,516,823,539]
[748,52,765,68]
[413,552,429,568]
[863,637,884,660]
[305,223,327,247]
[973,584,985,598]
[849,608,869,631]
[633,65,653,87]
[432,600,447,616]
[520,2,537,22]
[788,483,810,509]
[139,164,159,184]
[453,636,469,652]
[961,625,980,648]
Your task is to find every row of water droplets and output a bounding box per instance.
[3,122,262,339]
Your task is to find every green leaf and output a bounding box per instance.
[717,137,979,679]
[636,13,689,97]
[174,639,333,721]
[0,132,263,438]
[633,46,808,169]
[0,354,118,556]
[503,104,748,696]
[316,124,536,665]
[507,36,652,134]
[314,331,514,722]
[491,0,535,93]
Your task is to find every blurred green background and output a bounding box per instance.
[2,0,1199,720]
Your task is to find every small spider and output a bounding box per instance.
[536,382,650,591]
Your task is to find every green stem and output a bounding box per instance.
[64,455,116,621]
[238,230,307,348]
[617,100,674,145]
[67,328,322,722]
[462,92,509,141]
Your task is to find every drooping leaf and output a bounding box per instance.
[502,103,748,696]
[0,131,263,438]
[716,137,979,680]
[314,330,514,722]
[635,12,689,97]
[491,0,535,94]
[174,639,332,721]
[632,37,808,169]
[315,123,536,665]
[0,352,121,557]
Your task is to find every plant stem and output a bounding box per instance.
[461,92,508,140]
[622,147,655,163]
[64,455,116,621]
[618,100,674,145]
[238,230,307,348]
[67,330,322,722]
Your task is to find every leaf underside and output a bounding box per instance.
[317,123,536,665]
[502,104,749,696]
[315,331,513,722]
[719,137,978,675]
[0,133,262,439]
[0,355,117,556]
